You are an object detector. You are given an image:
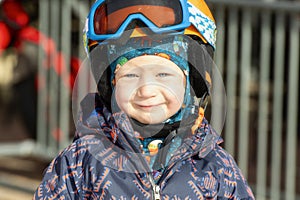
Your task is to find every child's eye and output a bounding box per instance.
[123,73,139,78]
[157,73,171,77]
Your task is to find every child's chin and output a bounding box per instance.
[134,116,166,125]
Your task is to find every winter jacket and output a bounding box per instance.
[34,93,255,199]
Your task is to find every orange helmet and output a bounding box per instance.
[84,0,217,52]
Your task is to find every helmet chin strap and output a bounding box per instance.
[193,91,209,110]
[200,92,209,111]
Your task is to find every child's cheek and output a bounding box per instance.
[165,84,185,102]
[115,84,135,107]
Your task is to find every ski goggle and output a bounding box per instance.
[86,0,190,41]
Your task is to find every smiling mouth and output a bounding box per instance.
[135,103,164,111]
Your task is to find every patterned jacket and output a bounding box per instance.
[34,94,255,199]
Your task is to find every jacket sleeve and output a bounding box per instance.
[215,147,255,199]
[33,143,86,199]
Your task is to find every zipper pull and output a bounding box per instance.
[153,185,161,200]
[149,175,161,200]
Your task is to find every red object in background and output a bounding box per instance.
[1,0,29,27]
[51,127,63,141]
[70,57,81,89]
[0,22,11,52]
[1,0,81,91]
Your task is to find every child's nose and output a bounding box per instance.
[136,83,158,98]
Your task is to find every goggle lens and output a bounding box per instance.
[92,0,184,35]
[94,4,108,34]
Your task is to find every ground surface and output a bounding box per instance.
[0,156,48,200]
[0,109,49,200]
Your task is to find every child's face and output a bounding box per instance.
[114,55,186,124]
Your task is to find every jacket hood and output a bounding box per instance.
[74,93,222,173]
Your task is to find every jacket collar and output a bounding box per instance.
[75,93,222,171]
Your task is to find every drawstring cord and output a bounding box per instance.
[191,107,204,134]
[191,92,208,134]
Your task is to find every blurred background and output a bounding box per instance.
[0,0,299,199]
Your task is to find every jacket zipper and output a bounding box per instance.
[149,174,161,200]
[148,130,177,200]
